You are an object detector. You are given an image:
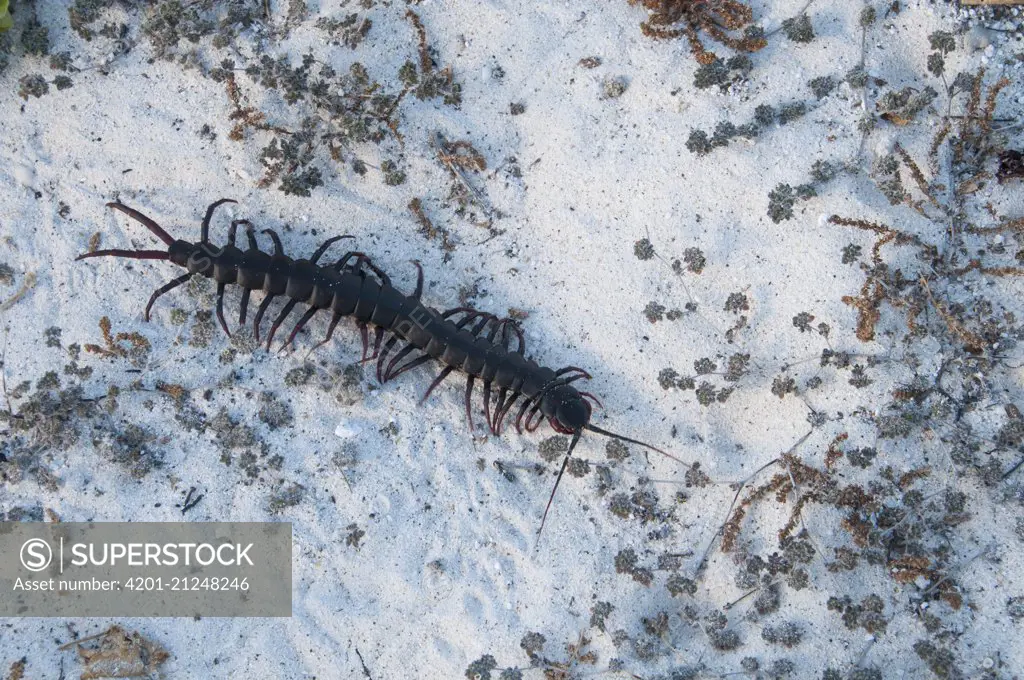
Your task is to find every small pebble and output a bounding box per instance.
[335,421,363,439]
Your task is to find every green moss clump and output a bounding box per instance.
[0,0,11,32]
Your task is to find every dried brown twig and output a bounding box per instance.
[627,0,766,64]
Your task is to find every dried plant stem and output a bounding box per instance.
[0,272,37,313]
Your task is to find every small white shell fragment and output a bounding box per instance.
[14,164,34,188]
[334,421,363,439]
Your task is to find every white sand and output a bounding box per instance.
[2,1,1023,678]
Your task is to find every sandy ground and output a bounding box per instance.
[2,1,1023,678]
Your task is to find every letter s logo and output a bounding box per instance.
[20,539,52,572]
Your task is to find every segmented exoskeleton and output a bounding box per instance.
[78,199,680,532]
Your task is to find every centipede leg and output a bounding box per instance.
[145,273,193,321]
[488,320,521,433]
[253,294,276,343]
[243,223,259,250]
[238,288,252,325]
[411,260,423,299]
[376,335,401,382]
[483,381,494,431]
[420,366,455,404]
[265,299,299,350]
[383,344,415,382]
[357,322,369,362]
[525,403,545,432]
[369,326,384,361]
[387,354,433,380]
[495,393,519,435]
[381,309,480,383]
[516,389,552,435]
[200,198,237,243]
[340,252,390,287]
[480,318,505,428]
[281,306,318,351]
[308,312,342,354]
[262,228,285,255]
[362,259,391,287]
[310,235,352,264]
[512,324,526,354]
[554,366,591,380]
[491,388,507,434]
[215,282,231,337]
[333,251,362,271]
[497,318,526,355]
[464,375,476,432]
[514,399,531,434]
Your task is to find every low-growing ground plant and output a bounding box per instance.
[625,0,766,64]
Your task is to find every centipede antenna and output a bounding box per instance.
[76,250,169,262]
[584,424,689,468]
[106,201,176,246]
[536,429,582,544]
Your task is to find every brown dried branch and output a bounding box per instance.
[405,9,433,74]
[437,140,487,172]
[825,433,848,471]
[84,317,151,362]
[965,216,1024,235]
[224,72,289,141]
[950,259,1024,278]
[842,277,885,342]
[897,467,931,490]
[919,277,987,354]
[408,198,457,256]
[628,0,765,63]
[60,625,170,680]
[980,77,1010,135]
[929,120,951,170]
[894,142,944,214]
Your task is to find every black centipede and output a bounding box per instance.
[77,199,682,533]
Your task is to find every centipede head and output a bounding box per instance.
[547,385,593,434]
[537,393,686,544]
[77,201,233,323]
